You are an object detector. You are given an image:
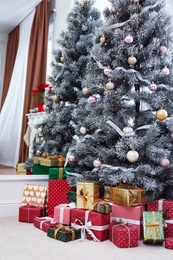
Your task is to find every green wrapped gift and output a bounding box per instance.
[49,167,74,180]
[67,191,76,203]
[47,225,81,242]
[33,164,52,175]
[143,211,164,245]
[93,201,112,214]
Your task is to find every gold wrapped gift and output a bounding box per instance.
[16,163,26,174]
[104,184,147,207]
[34,155,66,167]
[76,181,100,210]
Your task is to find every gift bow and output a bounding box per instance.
[144,212,163,244]
[54,225,75,240]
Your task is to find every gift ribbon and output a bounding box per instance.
[111,216,141,226]
[77,184,94,209]
[71,210,109,242]
[144,212,163,244]
[54,225,75,240]
[35,216,56,230]
[25,204,35,223]
[158,199,165,211]
[112,223,131,248]
[94,201,111,213]
[42,154,65,166]
[54,203,76,224]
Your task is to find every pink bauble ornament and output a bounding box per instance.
[124,35,133,44]
[159,46,167,53]
[161,67,170,76]
[93,159,102,168]
[104,68,112,76]
[36,150,41,155]
[82,87,90,95]
[171,133,173,139]
[68,154,76,163]
[60,101,65,107]
[160,158,170,167]
[128,55,137,66]
[148,83,157,91]
[88,96,97,104]
[127,150,139,163]
[106,80,115,90]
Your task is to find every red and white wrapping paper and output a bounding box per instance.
[147,199,173,237]
[71,208,110,242]
[111,204,145,240]
[18,205,44,223]
[165,237,173,250]
[109,222,138,248]
[54,202,76,225]
[34,216,57,232]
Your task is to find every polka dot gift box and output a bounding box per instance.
[165,237,173,250]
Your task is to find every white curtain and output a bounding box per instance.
[0,11,35,167]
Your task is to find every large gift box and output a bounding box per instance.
[21,183,47,207]
[104,184,147,207]
[34,155,65,167]
[49,167,74,180]
[53,203,76,225]
[109,222,138,248]
[111,204,145,240]
[165,237,173,250]
[143,211,164,245]
[19,205,44,223]
[47,180,73,217]
[76,181,99,210]
[32,164,52,175]
[147,199,173,237]
[47,225,81,242]
[71,208,110,242]
[33,217,57,232]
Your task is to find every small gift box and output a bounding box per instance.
[16,163,26,174]
[76,181,99,210]
[143,211,164,245]
[165,237,173,250]
[53,202,76,225]
[34,155,66,167]
[109,222,138,248]
[47,225,81,242]
[67,191,76,203]
[93,201,112,214]
[104,184,147,207]
[33,217,57,232]
[19,205,45,223]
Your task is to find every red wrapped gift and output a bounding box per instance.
[48,180,73,217]
[18,205,44,223]
[34,217,57,232]
[54,202,76,225]
[147,199,173,237]
[111,204,145,240]
[165,237,173,250]
[109,222,138,248]
[71,208,110,242]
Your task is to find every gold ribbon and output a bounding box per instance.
[42,154,65,166]
[94,201,110,213]
[57,167,63,179]
[54,225,75,240]
[144,212,163,244]
[77,184,94,209]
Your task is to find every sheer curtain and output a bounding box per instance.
[0,11,35,167]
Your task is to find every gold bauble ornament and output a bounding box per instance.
[82,87,90,95]
[80,0,86,6]
[128,55,137,65]
[156,108,168,121]
[100,35,106,44]
[60,56,64,62]
[51,95,58,102]
[106,80,115,90]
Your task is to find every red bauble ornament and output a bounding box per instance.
[124,35,133,44]
[160,158,170,167]
[161,67,170,76]
[68,155,76,163]
[88,96,97,104]
[148,83,157,91]
[93,159,102,168]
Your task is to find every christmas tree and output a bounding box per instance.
[66,0,173,201]
[30,0,102,160]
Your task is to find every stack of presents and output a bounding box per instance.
[18,155,173,249]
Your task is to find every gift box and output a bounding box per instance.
[47,180,73,217]
[71,208,110,242]
[33,217,57,232]
[53,203,76,225]
[111,204,145,240]
[165,237,173,249]
[34,155,66,167]
[93,201,112,214]
[104,184,147,207]
[47,225,81,242]
[49,167,74,180]
[143,211,164,245]
[19,205,45,223]
[32,164,51,175]
[21,183,47,207]
[16,163,27,174]
[76,181,99,210]
[67,191,76,203]
[147,199,173,237]
[109,222,138,248]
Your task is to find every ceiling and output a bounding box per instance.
[0,0,42,34]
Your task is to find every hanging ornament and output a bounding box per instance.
[100,35,106,44]
[82,87,90,96]
[93,159,102,168]
[51,95,58,102]
[149,11,158,18]
[80,0,86,7]
[159,46,167,53]
[36,150,41,155]
[148,83,157,91]
[106,79,115,90]
[128,55,137,66]
[37,127,42,133]
[123,126,133,135]
[88,96,97,104]
[68,154,76,163]
[60,55,64,62]
[104,67,112,76]
[60,101,65,107]
[124,35,133,44]
[127,150,139,163]
[171,133,173,139]
[160,158,170,168]
[156,108,168,121]
[80,126,87,135]
[161,67,170,76]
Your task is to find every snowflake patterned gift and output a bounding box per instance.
[109,222,138,248]
[165,237,173,250]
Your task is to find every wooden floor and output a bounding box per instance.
[0,165,16,175]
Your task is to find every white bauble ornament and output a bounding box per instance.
[128,55,137,65]
[88,96,97,104]
[161,67,170,76]
[37,127,42,133]
[82,87,90,95]
[123,126,133,135]
[148,83,157,91]
[104,68,112,76]
[36,150,41,155]
[159,46,167,53]
[160,158,170,168]
[93,159,102,168]
[80,127,87,135]
[127,150,139,162]
[124,35,133,44]
[68,155,76,163]
[106,80,115,90]
[100,35,106,44]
